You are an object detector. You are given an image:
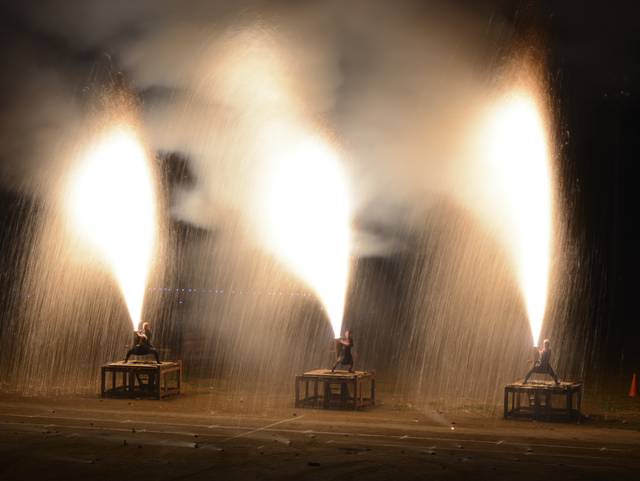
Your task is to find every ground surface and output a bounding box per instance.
[0,384,639,481]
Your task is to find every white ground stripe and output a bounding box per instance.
[0,421,229,439]
[0,413,633,453]
[220,414,304,442]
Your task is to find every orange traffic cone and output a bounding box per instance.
[630,373,638,398]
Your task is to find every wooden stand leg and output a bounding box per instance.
[323,382,330,409]
[504,389,509,418]
[178,361,182,395]
[577,389,582,417]
[371,379,376,405]
[129,371,135,398]
[354,379,358,409]
[314,379,319,408]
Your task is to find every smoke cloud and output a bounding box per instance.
[0,0,517,254]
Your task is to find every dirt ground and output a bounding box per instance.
[0,382,639,481]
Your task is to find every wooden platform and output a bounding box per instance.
[504,380,583,421]
[101,361,182,400]
[295,369,375,410]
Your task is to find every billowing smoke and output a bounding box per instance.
[1,0,510,244]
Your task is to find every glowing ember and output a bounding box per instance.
[258,130,352,338]
[480,90,553,346]
[66,125,157,329]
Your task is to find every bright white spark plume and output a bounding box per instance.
[257,129,352,338]
[481,91,553,346]
[66,125,157,329]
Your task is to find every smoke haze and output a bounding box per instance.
[0,0,585,408]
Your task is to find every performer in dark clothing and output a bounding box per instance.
[331,329,354,373]
[524,339,559,384]
[124,322,160,364]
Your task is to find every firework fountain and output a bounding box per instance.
[477,88,554,348]
[256,128,352,339]
[65,123,158,331]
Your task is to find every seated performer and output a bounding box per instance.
[124,321,160,364]
[524,338,559,384]
[331,329,354,373]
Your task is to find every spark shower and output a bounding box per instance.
[64,116,352,338]
[62,88,551,346]
[62,32,551,350]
